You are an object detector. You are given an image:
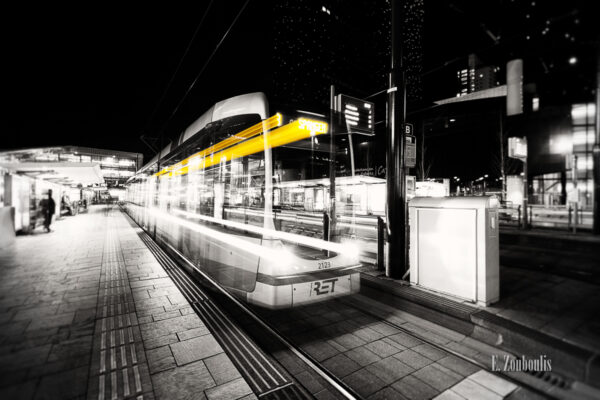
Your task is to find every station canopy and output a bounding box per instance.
[0,162,104,186]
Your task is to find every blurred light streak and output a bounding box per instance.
[169,208,358,257]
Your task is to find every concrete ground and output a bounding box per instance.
[358,226,600,395]
[2,204,578,400]
[257,296,521,400]
[0,205,253,400]
[488,266,600,353]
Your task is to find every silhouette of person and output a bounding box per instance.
[39,189,56,232]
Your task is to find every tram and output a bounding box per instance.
[125,92,362,309]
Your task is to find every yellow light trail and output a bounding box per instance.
[155,113,282,177]
[157,115,327,179]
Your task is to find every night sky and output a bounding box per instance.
[3,1,596,170]
[3,1,270,159]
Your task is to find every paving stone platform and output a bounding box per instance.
[0,205,253,400]
[359,243,600,389]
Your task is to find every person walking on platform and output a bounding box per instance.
[39,189,56,232]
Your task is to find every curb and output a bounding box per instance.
[360,273,600,387]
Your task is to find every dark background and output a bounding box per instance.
[2,1,596,175]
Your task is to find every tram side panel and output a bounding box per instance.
[125,106,362,309]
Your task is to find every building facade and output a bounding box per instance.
[456,54,500,97]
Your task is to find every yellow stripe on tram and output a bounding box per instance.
[157,115,327,178]
[154,113,282,177]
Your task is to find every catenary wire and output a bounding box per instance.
[157,0,252,141]
[142,0,216,134]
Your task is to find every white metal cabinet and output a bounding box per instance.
[408,196,499,306]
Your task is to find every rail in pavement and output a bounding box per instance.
[359,264,600,391]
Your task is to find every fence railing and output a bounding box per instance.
[499,203,592,231]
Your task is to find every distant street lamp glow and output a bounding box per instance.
[549,135,572,154]
[569,56,577,65]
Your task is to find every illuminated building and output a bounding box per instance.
[271,0,423,109]
[456,54,499,97]
[531,103,596,208]
[270,0,423,181]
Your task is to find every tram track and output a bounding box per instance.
[254,297,566,399]
[124,209,594,400]
[334,295,568,400]
[137,231,318,399]
[120,214,371,399]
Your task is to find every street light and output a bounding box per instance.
[549,135,572,154]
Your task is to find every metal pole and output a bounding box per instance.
[420,121,425,180]
[348,132,355,177]
[377,216,385,271]
[573,155,579,190]
[522,156,529,229]
[574,203,578,234]
[329,85,337,241]
[386,0,406,279]
[568,154,579,233]
[593,39,600,234]
[499,112,506,202]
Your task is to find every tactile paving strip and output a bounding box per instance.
[138,231,313,399]
[88,214,153,400]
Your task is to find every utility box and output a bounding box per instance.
[408,196,499,306]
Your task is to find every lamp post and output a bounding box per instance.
[385,0,407,279]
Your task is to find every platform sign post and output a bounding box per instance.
[566,154,580,232]
[508,137,529,229]
[404,124,416,168]
[329,85,337,242]
[334,94,375,179]
[335,94,375,135]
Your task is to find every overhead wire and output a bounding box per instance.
[142,0,215,135]
[157,0,252,141]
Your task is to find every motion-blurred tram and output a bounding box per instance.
[125,92,362,309]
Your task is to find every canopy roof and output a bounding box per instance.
[0,162,104,186]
